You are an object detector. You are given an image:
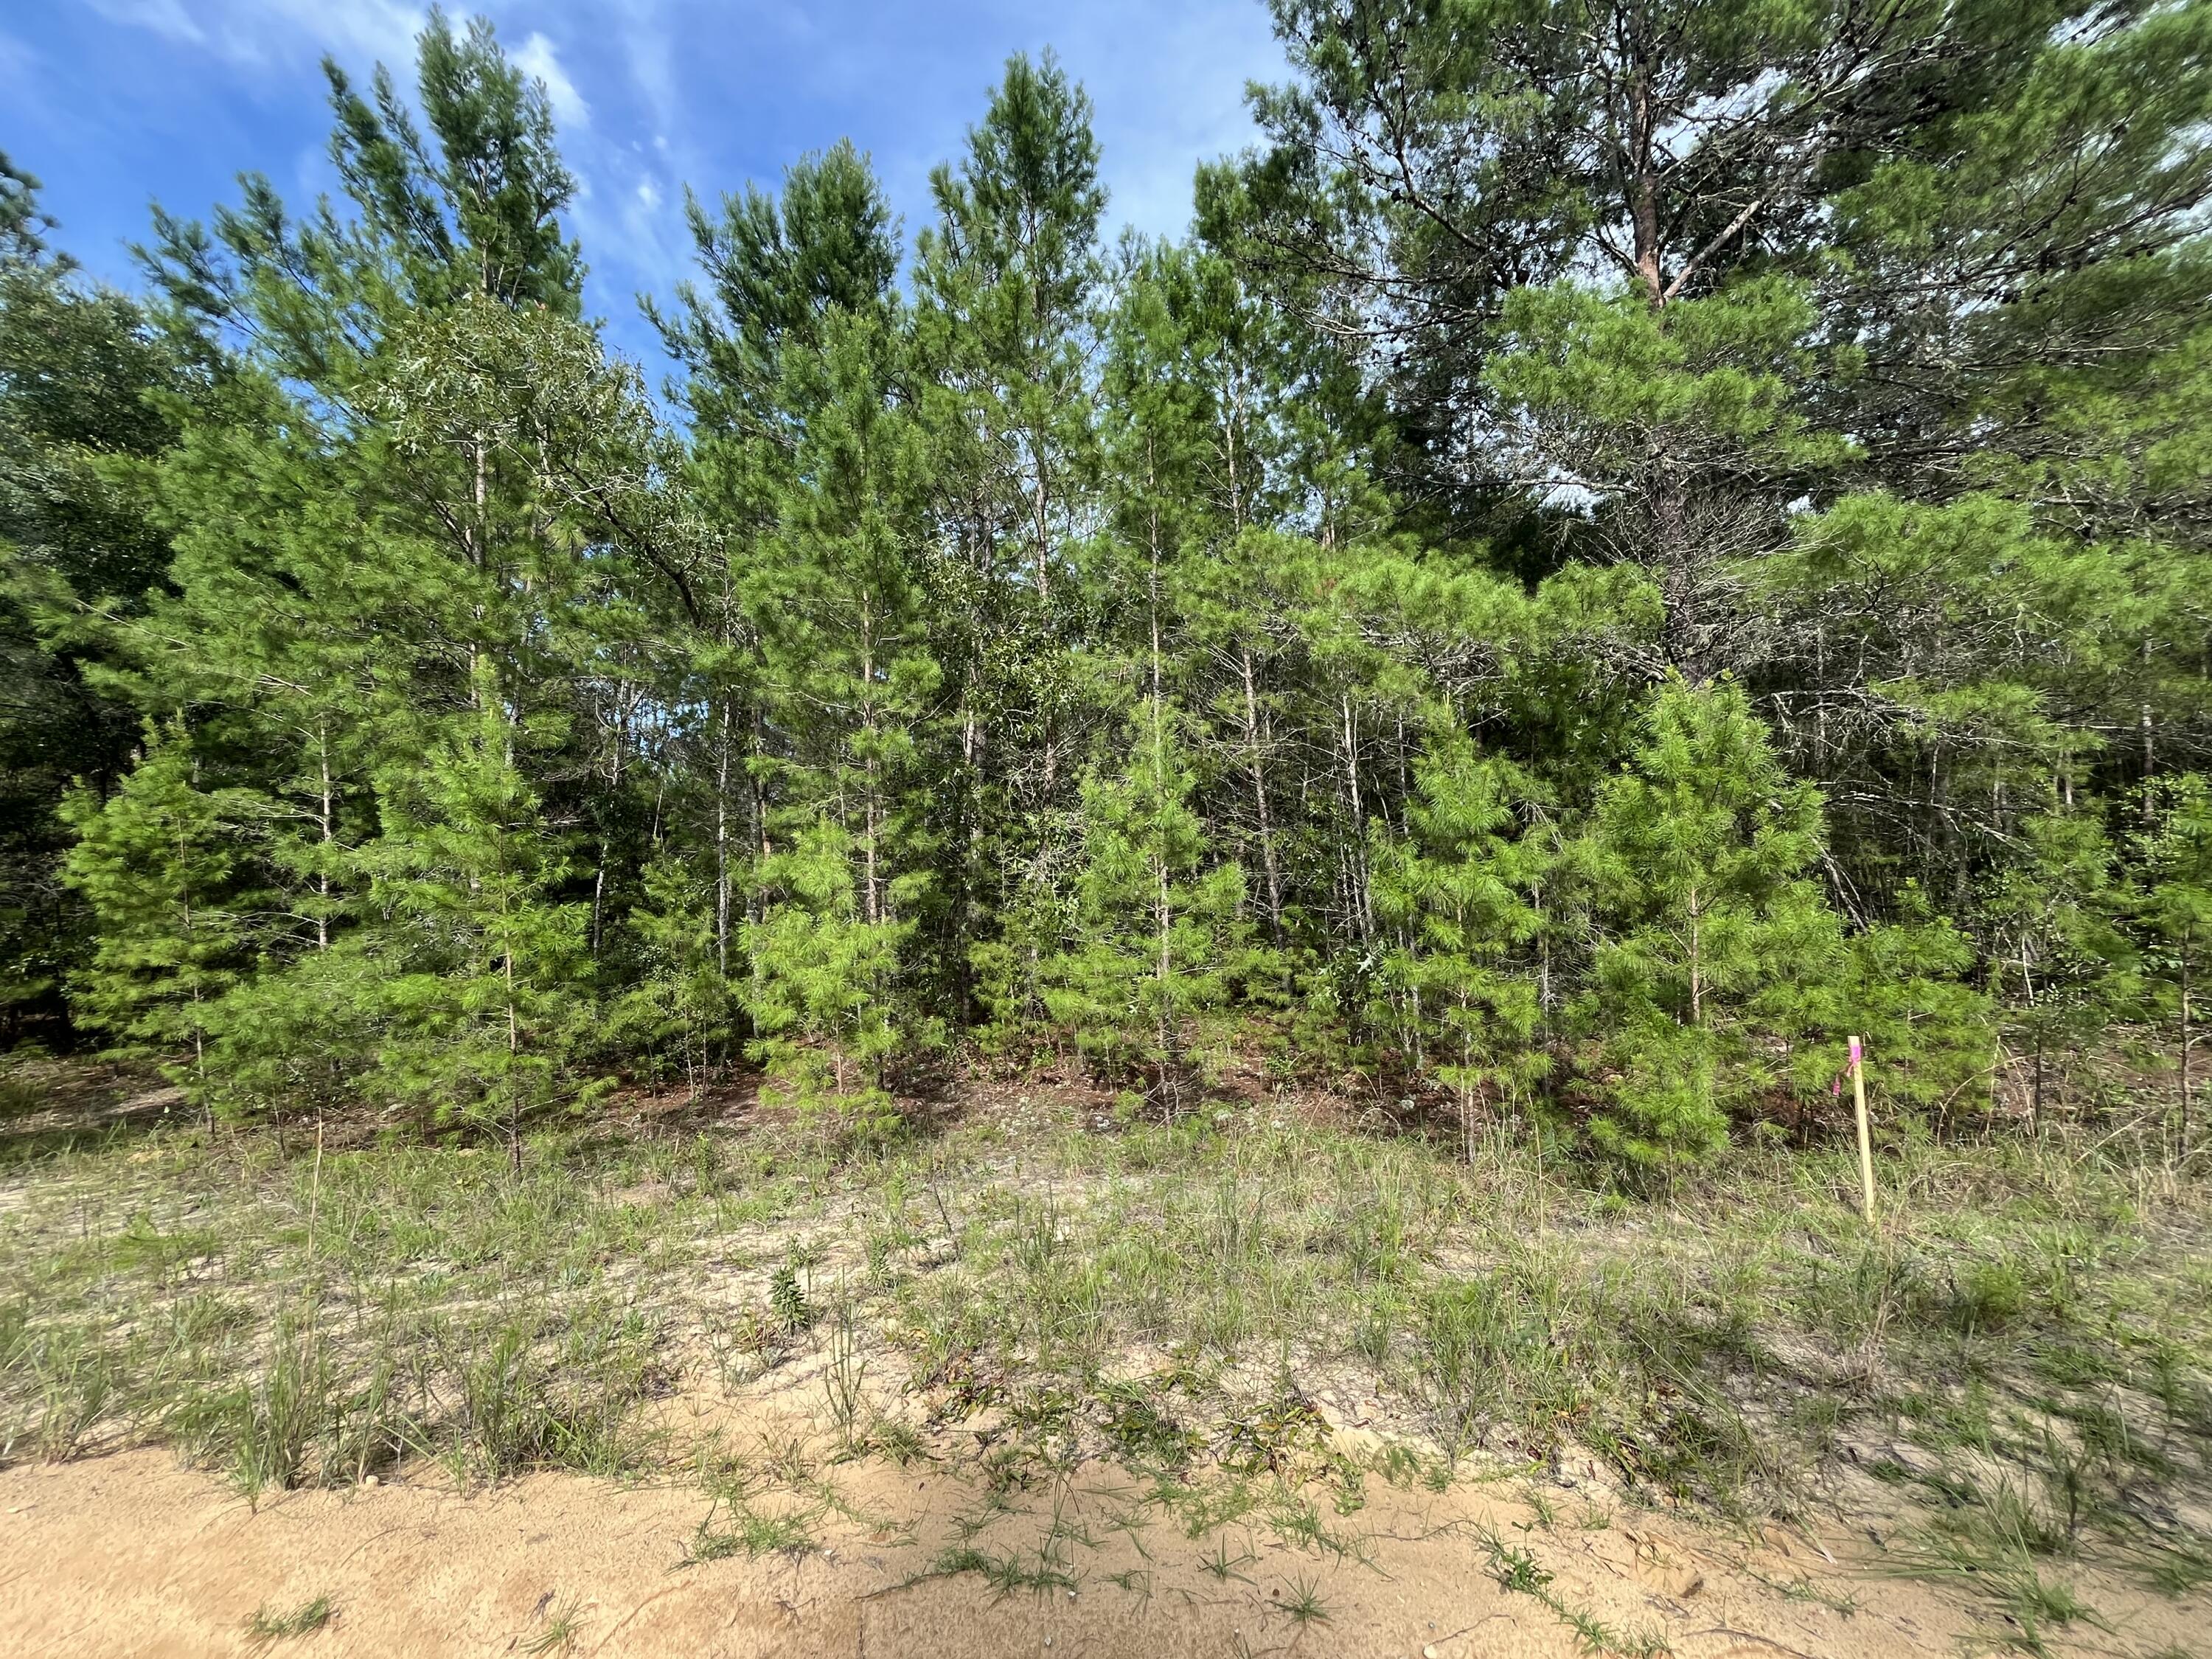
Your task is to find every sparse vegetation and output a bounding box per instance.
[0,1054,2207,1655]
[244,1595,333,1645]
[518,1596,587,1656]
[4,0,2211,1648]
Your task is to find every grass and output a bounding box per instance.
[245,1594,333,1644]
[681,1490,820,1562]
[518,1596,586,1655]
[1,1053,2210,1644]
[1279,1571,1331,1627]
[1477,1525,1666,1657]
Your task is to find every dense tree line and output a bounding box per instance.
[2,1,2208,1169]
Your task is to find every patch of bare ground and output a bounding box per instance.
[10,1427,2180,1659]
[3,1056,2210,1652]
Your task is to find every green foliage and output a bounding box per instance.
[1043,709,1247,1105]
[60,720,250,1089]
[741,818,909,1136]
[1372,734,1553,1156]
[0,151,49,264]
[611,857,738,1098]
[2135,777,2212,1157]
[365,681,596,1149]
[0,206,182,1034]
[1982,810,2139,1127]
[6,1,2207,1167]
[1575,678,1842,1166]
[1822,893,1993,1135]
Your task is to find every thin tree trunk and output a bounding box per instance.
[2143,635,2157,825]
[315,721,334,952]
[2182,944,2194,1163]
[714,696,732,975]
[1149,473,1175,1100]
[1241,650,1281,937]
[1342,695,1371,940]
[1686,883,1703,1027]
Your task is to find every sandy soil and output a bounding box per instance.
[1,1438,2201,1659]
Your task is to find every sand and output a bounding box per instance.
[6,1439,2200,1658]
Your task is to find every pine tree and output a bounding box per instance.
[1098,237,1326,956]
[757,305,935,939]
[113,7,683,1112]
[1043,709,1246,1110]
[1820,890,1992,1140]
[1575,676,1842,1167]
[60,720,250,1100]
[1981,807,2138,1133]
[611,855,739,1100]
[0,165,183,1037]
[2137,777,2212,1159]
[740,816,909,1138]
[912,52,1107,1024]
[366,678,594,1164]
[657,139,905,989]
[0,152,50,263]
[1372,735,1551,1161]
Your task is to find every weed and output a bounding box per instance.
[770,1262,812,1334]
[518,1596,586,1655]
[24,1324,117,1461]
[245,1595,332,1645]
[1279,1571,1331,1627]
[1477,1525,1665,1658]
[704,1302,783,1388]
[683,1493,818,1562]
[932,1542,1077,1599]
[1478,1527,1554,1596]
[821,1295,868,1450]
[1099,1381,1197,1471]
[229,1310,332,1501]
[1197,1534,1256,1583]
[1105,1565,1152,1601]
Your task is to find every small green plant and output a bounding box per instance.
[1479,1527,1553,1596]
[1198,1534,1256,1583]
[519,1596,586,1655]
[245,1595,333,1644]
[821,1296,867,1449]
[931,1541,1078,1599]
[704,1303,783,1388]
[1477,1526,1664,1658]
[1954,1261,2028,1334]
[229,1312,333,1500]
[1281,1572,1331,1627]
[769,1262,812,1334]
[26,1324,118,1461]
[681,1494,818,1562]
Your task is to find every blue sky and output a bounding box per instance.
[1,0,1291,367]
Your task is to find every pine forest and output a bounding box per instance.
[5,6,2212,1644]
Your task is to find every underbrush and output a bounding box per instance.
[1,1060,2208,1646]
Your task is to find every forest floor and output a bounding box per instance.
[0,1057,2208,1657]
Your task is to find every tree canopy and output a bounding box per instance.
[4,1,2208,1169]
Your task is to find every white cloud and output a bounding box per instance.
[58,0,1287,359]
[80,0,425,72]
[617,2,681,147]
[81,0,206,46]
[0,28,40,84]
[514,29,588,129]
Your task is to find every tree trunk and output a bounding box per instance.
[1240,650,1281,936]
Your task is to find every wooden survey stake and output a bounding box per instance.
[1849,1034,1876,1226]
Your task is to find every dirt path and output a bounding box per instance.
[6,1444,2194,1658]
